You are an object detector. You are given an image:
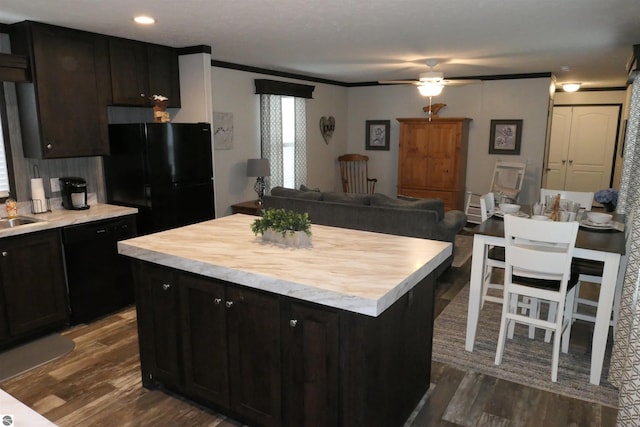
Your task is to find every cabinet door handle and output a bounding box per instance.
[568,159,573,165]
[1,251,7,257]
[214,298,222,305]
[162,283,171,291]
[46,144,52,150]
[225,301,233,308]
[289,319,298,327]
[561,160,566,164]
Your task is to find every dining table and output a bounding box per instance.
[465,209,627,385]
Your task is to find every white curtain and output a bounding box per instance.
[609,74,640,425]
[293,97,307,187]
[260,94,283,190]
[259,94,307,190]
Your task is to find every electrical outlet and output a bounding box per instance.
[50,177,61,192]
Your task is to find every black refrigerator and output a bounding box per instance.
[104,123,215,235]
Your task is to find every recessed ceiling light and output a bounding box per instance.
[133,16,156,25]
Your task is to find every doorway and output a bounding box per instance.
[544,105,621,191]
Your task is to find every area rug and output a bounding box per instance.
[452,234,473,268]
[432,285,619,408]
[0,334,75,383]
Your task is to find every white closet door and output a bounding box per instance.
[546,106,572,189]
[545,105,620,191]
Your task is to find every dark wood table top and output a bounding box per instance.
[475,211,626,255]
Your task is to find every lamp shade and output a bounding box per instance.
[247,158,271,177]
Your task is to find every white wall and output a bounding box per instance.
[347,78,552,205]
[210,67,348,216]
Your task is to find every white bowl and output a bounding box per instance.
[499,203,520,214]
[587,212,612,224]
[531,215,550,221]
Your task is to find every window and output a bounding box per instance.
[255,79,314,190]
[260,94,307,189]
[281,96,295,188]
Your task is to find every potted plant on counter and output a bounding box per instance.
[251,208,312,248]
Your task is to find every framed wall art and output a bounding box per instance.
[365,120,390,151]
[489,119,522,155]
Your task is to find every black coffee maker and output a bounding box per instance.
[60,177,89,210]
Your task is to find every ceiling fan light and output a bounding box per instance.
[418,83,444,97]
[562,83,581,92]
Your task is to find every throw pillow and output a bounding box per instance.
[493,184,521,204]
[370,194,444,220]
[300,184,320,192]
[270,186,323,200]
[322,192,371,205]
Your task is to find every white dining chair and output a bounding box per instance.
[571,208,634,333]
[480,193,504,307]
[479,193,540,337]
[539,189,594,210]
[495,215,579,382]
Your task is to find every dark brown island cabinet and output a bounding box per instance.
[0,230,69,349]
[133,260,435,427]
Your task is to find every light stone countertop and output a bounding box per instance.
[0,194,138,238]
[118,214,451,317]
[0,389,57,426]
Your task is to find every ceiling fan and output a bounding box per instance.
[379,59,481,96]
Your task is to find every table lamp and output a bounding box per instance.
[246,158,271,205]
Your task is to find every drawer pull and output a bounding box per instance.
[162,283,171,291]
[225,301,233,308]
[289,319,298,327]
[214,298,222,305]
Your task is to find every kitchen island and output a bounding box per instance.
[118,214,451,427]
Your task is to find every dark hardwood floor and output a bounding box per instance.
[0,251,618,426]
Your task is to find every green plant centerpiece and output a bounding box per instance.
[251,208,312,248]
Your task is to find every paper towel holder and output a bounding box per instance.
[30,197,51,214]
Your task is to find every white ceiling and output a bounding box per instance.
[1,0,639,88]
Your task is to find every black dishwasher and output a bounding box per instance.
[62,215,137,324]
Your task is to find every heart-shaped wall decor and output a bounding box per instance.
[319,116,335,144]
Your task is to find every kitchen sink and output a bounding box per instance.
[0,216,41,229]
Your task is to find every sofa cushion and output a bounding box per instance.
[370,193,444,220]
[299,184,320,192]
[322,192,371,205]
[270,186,323,200]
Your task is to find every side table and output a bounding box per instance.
[231,200,264,216]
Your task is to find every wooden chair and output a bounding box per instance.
[495,216,579,382]
[465,160,527,224]
[338,154,377,194]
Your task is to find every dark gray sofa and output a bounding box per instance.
[263,186,467,269]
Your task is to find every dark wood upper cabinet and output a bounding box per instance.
[109,38,181,108]
[9,21,112,158]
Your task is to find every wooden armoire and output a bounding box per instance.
[397,117,472,211]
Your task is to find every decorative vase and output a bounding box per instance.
[262,229,311,248]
